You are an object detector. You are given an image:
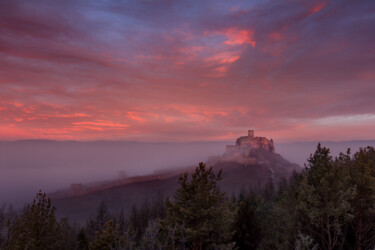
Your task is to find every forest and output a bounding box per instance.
[1,144,375,250]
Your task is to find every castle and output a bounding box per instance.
[225,130,275,154]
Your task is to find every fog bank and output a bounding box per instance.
[1,139,375,207]
[0,140,228,206]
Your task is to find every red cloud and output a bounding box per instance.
[0,0,374,142]
[223,29,256,47]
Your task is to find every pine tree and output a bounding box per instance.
[89,220,124,250]
[7,191,69,250]
[86,201,111,240]
[232,192,262,250]
[298,144,356,250]
[349,146,375,250]
[77,228,89,250]
[161,162,234,250]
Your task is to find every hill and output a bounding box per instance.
[52,130,299,223]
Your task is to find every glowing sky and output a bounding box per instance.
[0,0,374,142]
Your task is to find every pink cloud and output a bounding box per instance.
[223,29,256,47]
[0,0,374,142]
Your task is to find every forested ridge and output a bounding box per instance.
[1,144,375,250]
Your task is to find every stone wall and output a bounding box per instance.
[226,130,275,156]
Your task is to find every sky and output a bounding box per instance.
[0,0,374,142]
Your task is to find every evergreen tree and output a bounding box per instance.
[86,201,111,240]
[348,146,375,250]
[298,144,356,250]
[258,171,304,250]
[232,191,262,250]
[0,204,6,248]
[141,219,161,250]
[77,228,89,250]
[89,220,124,250]
[294,232,319,250]
[7,191,70,250]
[161,162,234,250]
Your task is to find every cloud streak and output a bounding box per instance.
[0,0,374,142]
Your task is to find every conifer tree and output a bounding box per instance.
[7,191,69,250]
[232,192,261,250]
[349,146,375,250]
[86,201,111,240]
[77,228,89,250]
[89,220,123,250]
[161,162,234,250]
[298,144,356,250]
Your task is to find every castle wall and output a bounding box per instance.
[226,145,239,152]
[248,130,254,138]
[225,130,275,155]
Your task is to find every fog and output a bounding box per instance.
[276,140,375,167]
[1,139,375,207]
[0,140,229,207]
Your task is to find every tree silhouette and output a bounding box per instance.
[7,191,69,250]
[161,162,234,250]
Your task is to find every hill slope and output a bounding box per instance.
[52,132,299,223]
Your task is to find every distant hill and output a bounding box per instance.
[52,151,299,223]
[2,139,374,208]
[52,131,300,223]
[0,140,229,206]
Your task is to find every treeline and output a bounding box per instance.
[1,144,375,249]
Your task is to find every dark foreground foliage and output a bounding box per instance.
[1,145,375,249]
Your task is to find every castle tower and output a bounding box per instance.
[248,130,254,138]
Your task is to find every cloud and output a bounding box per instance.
[0,0,374,141]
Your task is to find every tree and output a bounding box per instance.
[298,144,356,250]
[0,204,6,248]
[232,191,262,250]
[86,201,111,240]
[348,146,375,250]
[77,228,89,250]
[258,171,305,250]
[141,219,161,250]
[89,220,124,250]
[7,191,70,250]
[295,232,319,250]
[161,162,234,250]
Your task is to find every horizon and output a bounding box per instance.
[3,137,375,144]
